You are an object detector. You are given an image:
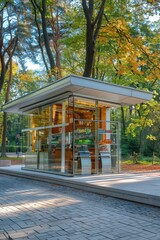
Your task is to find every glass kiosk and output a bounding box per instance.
[3,75,152,177]
[21,96,120,176]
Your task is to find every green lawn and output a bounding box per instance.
[0,156,23,161]
[122,156,160,165]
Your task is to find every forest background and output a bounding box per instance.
[0,0,159,159]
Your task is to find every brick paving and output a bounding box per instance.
[0,174,160,240]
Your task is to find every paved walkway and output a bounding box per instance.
[0,165,160,207]
[1,173,160,240]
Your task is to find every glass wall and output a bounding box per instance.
[22,96,74,175]
[73,97,96,174]
[73,119,120,175]
[22,95,120,176]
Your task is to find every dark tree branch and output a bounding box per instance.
[30,0,55,74]
[82,0,106,77]
[93,0,106,26]
[0,1,9,13]
[89,0,94,20]
[30,0,42,13]
[31,0,49,71]
[82,0,90,22]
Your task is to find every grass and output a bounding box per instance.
[0,156,23,161]
[122,160,159,165]
[122,156,160,165]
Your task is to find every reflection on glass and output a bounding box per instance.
[22,95,120,176]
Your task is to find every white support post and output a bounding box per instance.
[61,101,66,172]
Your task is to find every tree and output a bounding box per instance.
[0,2,19,157]
[0,2,18,93]
[0,0,159,158]
[30,0,55,74]
[1,59,13,157]
[60,3,86,76]
[95,1,160,155]
[82,0,106,77]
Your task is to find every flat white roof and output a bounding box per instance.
[3,75,152,113]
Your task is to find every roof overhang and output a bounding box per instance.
[3,75,153,114]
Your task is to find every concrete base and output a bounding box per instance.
[0,165,160,207]
[0,160,11,167]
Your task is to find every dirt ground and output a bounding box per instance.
[121,163,160,173]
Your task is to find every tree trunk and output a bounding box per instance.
[0,5,18,156]
[1,59,13,157]
[121,106,126,134]
[139,129,143,155]
[51,6,62,80]
[0,58,5,93]
[0,13,6,93]
[83,23,95,77]
[31,0,56,77]
[82,0,106,78]
[32,0,49,72]
[41,0,55,71]
[1,112,7,157]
